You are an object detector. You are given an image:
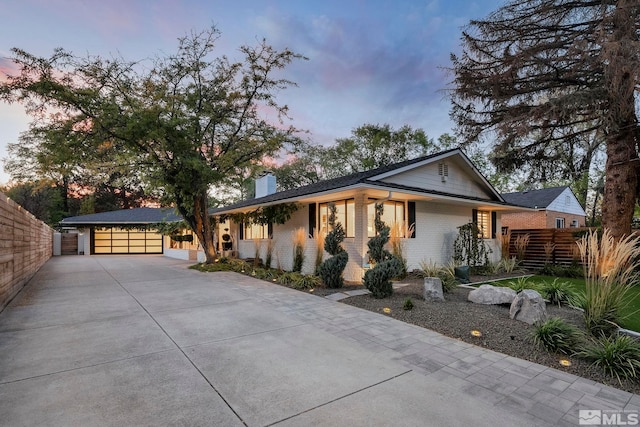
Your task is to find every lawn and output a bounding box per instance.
[489,275,640,332]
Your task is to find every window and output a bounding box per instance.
[368,200,405,237]
[319,200,355,238]
[476,210,492,239]
[243,223,269,239]
[556,218,565,229]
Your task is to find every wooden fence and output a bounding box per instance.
[507,228,594,269]
[0,192,53,310]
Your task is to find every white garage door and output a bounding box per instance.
[93,227,163,254]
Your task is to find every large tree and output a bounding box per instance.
[0,28,304,262]
[450,0,639,237]
[273,124,437,191]
[5,128,155,215]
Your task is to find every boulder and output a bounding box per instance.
[467,284,517,305]
[423,277,445,302]
[509,289,547,325]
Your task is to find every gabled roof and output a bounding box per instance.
[213,148,511,214]
[60,207,182,226]
[501,186,568,209]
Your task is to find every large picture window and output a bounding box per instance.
[368,200,405,237]
[243,223,269,240]
[319,200,355,238]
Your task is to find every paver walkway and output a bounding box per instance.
[0,256,637,426]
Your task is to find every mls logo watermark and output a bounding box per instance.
[579,409,639,425]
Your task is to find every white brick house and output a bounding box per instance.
[211,149,526,282]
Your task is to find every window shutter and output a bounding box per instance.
[239,223,244,240]
[268,222,273,238]
[491,211,497,239]
[308,203,316,237]
[408,201,416,238]
[472,209,478,224]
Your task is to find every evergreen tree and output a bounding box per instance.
[363,203,403,298]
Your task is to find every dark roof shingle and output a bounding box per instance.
[500,186,568,209]
[212,148,475,213]
[60,207,182,226]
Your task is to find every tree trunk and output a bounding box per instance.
[193,193,217,263]
[602,134,638,237]
[176,191,218,263]
[600,0,639,238]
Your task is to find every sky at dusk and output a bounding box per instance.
[0,0,504,185]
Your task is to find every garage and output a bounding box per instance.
[59,207,183,256]
[92,227,164,254]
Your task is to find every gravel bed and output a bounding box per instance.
[338,280,640,395]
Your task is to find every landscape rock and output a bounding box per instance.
[509,289,547,325]
[423,277,445,302]
[467,284,516,305]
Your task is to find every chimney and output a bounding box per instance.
[255,171,276,198]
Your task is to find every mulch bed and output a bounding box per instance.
[338,279,640,395]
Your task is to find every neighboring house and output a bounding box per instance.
[500,186,586,230]
[211,149,526,282]
[60,207,185,256]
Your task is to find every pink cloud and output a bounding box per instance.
[0,57,20,83]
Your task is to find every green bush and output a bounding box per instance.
[577,334,640,383]
[189,262,233,272]
[538,263,583,278]
[364,258,404,298]
[277,271,300,286]
[363,203,403,298]
[417,260,457,293]
[292,274,321,290]
[537,278,577,307]
[530,317,582,354]
[318,204,349,289]
[403,298,414,310]
[251,268,270,280]
[227,259,251,272]
[572,293,622,337]
[506,277,540,293]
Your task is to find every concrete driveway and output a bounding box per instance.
[0,256,637,426]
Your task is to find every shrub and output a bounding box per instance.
[576,229,640,336]
[292,274,321,290]
[531,317,582,354]
[292,227,307,273]
[228,259,250,272]
[251,268,269,280]
[500,231,511,260]
[418,259,440,277]
[417,259,457,293]
[403,298,414,310]
[577,334,640,383]
[277,271,299,286]
[265,237,275,269]
[538,263,583,278]
[189,262,232,272]
[500,257,520,274]
[506,277,539,293]
[514,233,530,261]
[318,204,349,288]
[537,278,577,307]
[390,221,414,278]
[313,229,326,275]
[253,238,262,267]
[363,203,404,298]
